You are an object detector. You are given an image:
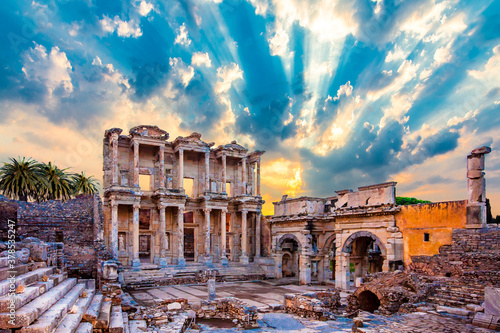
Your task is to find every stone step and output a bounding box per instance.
[109,306,124,333]
[18,281,83,332]
[54,289,94,333]
[82,294,103,325]
[122,312,129,333]
[0,267,56,297]
[0,273,67,312]
[0,278,77,329]
[95,300,112,329]
[75,322,93,333]
[128,320,147,333]
[0,257,8,268]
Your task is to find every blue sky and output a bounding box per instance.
[0,0,499,215]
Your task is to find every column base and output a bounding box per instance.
[153,256,160,265]
[132,258,141,272]
[220,256,228,266]
[239,255,249,265]
[178,257,186,267]
[159,258,168,269]
[204,256,213,267]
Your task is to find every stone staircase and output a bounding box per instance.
[428,281,485,308]
[122,262,267,289]
[0,261,128,333]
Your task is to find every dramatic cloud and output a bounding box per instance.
[174,23,191,47]
[100,16,142,38]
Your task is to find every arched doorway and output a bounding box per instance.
[277,234,302,279]
[342,231,386,282]
[323,234,337,281]
[357,290,381,313]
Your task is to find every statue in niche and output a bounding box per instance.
[118,233,125,251]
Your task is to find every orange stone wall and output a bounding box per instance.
[395,200,467,265]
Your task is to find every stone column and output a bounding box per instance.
[255,212,261,258]
[220,209,228,265]
[242,157,247,195]
[274,253,283,279]
[256,158,261,196]
[336,253,350,290]
[132,141,139,187]
[467,146,492,227]
[110,200,118,259]
[111,133,119,185]
[158,204,167,268]
[177,206,185,266]
[132,203,141,270]
[159,146,165,190]
[240,210,249,264]
[299,254,311,285]
[178,148,184,190]
[222,153,227,194]
[205,150,210,192]
[250,163,255,195]
[204,208,212,265]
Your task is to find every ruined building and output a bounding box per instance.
[102,126,265,270]
[269,146,493,289]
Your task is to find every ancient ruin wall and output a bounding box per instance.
[15,195,107,279]
[410,227,500,286]
[396,200,467,265]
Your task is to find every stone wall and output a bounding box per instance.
[396,200,467,265]
[410,227,500,286]
[2,195,108,279]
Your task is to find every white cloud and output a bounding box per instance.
[248,0,269,16]
[169,57,194,87]
[469,45,500,86]
[433,41,453,66]
[100,16,142,38]
[332,81,353,101]
[22,43,73,96]
[174,23,191,47]
[268,27,290,56]
[447,109,477,127]
[214,63,243,94]
[138,1,154,16]
[385,45,408,62]
[191,52,212,67]
[368,60,419,101]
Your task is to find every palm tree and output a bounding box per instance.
[39,162,73,202]
[72,172,99,196]
[0,157,45,201]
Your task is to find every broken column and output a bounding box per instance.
[467,146,491,227]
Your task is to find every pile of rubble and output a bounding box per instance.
[127,299,190,332]
[284,289,341,320]
[194,297,258,328]
[347,271,437,315]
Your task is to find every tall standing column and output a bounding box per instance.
[242,157,247,195]
[220,209,228,265]
[133,141,139,187]
[222,153,227,194]
[111,133,119,185]
[205,150,210,192]
[159,146,165,190]
[110,200,118,259]
[178,148,184,190]
[158,204,167,268]
[240,210,249,264]
[204,208,212,265]
[255,212,261,258]
[132,203,140,270]
[256,158,261,196]
[177,206,185,266]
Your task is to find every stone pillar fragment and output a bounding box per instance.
[132,203,140,270]
[466,146,491,227]
[204,208,212,265]
[220,209,228,265]
[222,153,227,194]
[255,213,261,258]
[110,200,118,259]
[242,157,247,195]
[240,210,249,264]
[205,150,210,192]
[133,141,139,187]
[177,206,185,266]
[178,148,184,190]
[111,133,119,185]
[158,204,167,268]
[159,146,165,190]
[256,158,261,196]
[299,254,311,285]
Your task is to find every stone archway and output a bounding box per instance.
[337,231,387,289]
[276,233,302,252]
[276,234,302,280]
[322,233,337,281]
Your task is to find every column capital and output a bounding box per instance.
[133,203,141,209]
[204,208,212,214]
[241,209,248,214]
[110,200,118,208]
[221,208,228,213]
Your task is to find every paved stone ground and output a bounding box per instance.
[129,281,495,332]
